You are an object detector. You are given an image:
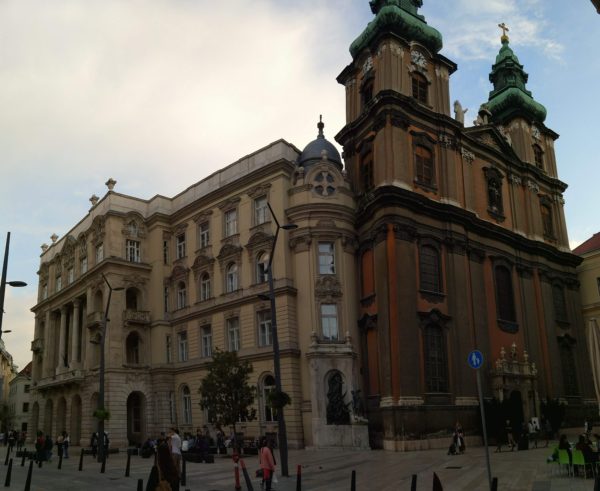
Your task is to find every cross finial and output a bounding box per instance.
[317,114,324,137]
[498,22,510,42]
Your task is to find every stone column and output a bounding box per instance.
[57,306,68,373]
[42,310,52,378]
[70,299,81,367]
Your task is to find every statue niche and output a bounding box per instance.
[326,372,350,425]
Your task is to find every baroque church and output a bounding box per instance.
[29,0,596,451]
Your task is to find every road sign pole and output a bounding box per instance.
[475,361,493,491]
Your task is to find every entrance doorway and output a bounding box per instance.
[127,392,146,446]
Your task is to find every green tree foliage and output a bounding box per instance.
[198,349,257,436]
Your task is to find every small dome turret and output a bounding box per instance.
[298,117,343,170]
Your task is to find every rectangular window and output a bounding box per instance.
[169,392,175,423]
[163,240,169,265]
[176,234,186,259]
[254,196,268,225]
[321,304,339,341]
[199,222,210,248]
[258,310,272,347]
[227,317,240,352]
[166,335,172,363]
[178,331,188,362]
[56,276,62,292]
[200,274,211,301]
[164,287,169,313]
[201,326,212,358]
[42,284,48,300]
[126,239,141,263]
[80,257,88,274]
[22,402,29,413]
[95,243,104,263]
[24,384,30,393]
[225,209,238,237]
[67,268,74,284]
[177,285,187,309]
[318,242,335,274]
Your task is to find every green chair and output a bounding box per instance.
[571,449,594,478]
[547,446,560,476]
[557,449,572,477]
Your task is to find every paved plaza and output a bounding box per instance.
[0,438,596,491]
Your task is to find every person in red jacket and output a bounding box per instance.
[259,437,276,491]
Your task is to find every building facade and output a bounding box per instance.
[29,0,597,450]
[8,362,31,434]
[0,340,17,432]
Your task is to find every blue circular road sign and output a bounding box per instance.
[468,350,484,369]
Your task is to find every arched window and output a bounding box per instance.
[494,265,516,323]
[126,288,139,310]
[360,141,374,192]
[541,204,554,237]
[262,375,277,423]
[533,144,544,170]
[361,76,374,110]
[552,284,568,322]
[419,245,442,293]
[226,263,238,292]
[200,273,211,301]
[125,332,140,364]
[415,146,434,186]
[412,73,428,104]
[423,323,448,393]
[558,339,578,396]
[182,386,192,425]
[256,252,269,284]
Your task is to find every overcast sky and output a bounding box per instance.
[1,0,599,369]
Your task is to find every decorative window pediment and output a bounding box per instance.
[122,214,147,239]
[217,196,241,210]
[90,216,106,244]
[246,183,272,199]
[191,254,215,275]
[193,210,213,224]
[245,231,274,257]
[315,275,343,301]
[217,243,242,264]
[169,264,189,283]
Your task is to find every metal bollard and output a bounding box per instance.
[4,448,8,466]
[240,459,254,491]
[100,454,106,473]
[125,451,131,477]
[411,474,417,491]
[181,456,187,486]
[21,452,26,467]
[137,478,143,491]
[24,460,33,491]
[58,454,63,470]
[234,463,241,490]
[491,477,498,491]
[350,470,356,491]
[296,464,302,491]
[4,458,12,487]
[78,448,84,471]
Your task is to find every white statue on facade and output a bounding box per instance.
[453,100,468,125]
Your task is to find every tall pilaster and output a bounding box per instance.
[58,306,67,372]
[42,310,52,378]
[70,300,81,367]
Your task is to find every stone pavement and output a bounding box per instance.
[0,442,595,491]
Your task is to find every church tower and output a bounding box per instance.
[335,2,596,450]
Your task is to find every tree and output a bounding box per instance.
[198,349,257,440]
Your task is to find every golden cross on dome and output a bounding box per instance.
[498,22,510,41]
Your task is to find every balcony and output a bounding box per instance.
[123,309,151,326]
[31,338,44,354]
[86,311,104,329]
[36,369,85,391]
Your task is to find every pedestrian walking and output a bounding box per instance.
[259,437,276,491]
[90,432,98,458]
[62,431,70,458]
[505,420,516,451]
[156,440,180,491]
[169,427,182,479]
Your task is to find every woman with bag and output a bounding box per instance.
[155,440,180,491]
[259,438,276,491]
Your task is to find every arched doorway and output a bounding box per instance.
[44,399,54,435]
[127,392,146,446]
[56,397,67,433]
[508,390,524,439]
[70,395,82,445]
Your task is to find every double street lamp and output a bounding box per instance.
[0,232,27,339]
[258,203,297,477]
[96,273,124,463]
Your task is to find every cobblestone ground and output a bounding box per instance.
[0,440,595,491]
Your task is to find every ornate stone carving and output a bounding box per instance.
[246,183,272,199]
[90,216,105,244]
[461,148,475,163]
[315,276,343,300]
[509,174,522,186]
[105,178,116,191]
[527,179,540,193]
[531,125,541,141]
[438,134,454,148]
[217,196,241,210]
[217,243,242,262]
[410,50,427,70]
[479,133,499,150]
[361,56,373,76]
[193,210,213,223]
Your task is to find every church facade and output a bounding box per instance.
[28,1,596,451]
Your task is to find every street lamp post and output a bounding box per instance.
[262,203,296,478]
[0,232,27,339]
[97,273,123,463]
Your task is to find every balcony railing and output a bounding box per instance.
[123,309,151,325]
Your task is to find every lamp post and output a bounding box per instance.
[97,273,124,463]
[260,203,296,478]
[0,232,27,339]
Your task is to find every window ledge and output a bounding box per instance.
[414,179,438,193]
[498,319,519,333]
[419,290,445,303]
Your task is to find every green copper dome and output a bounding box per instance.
[487,38,546,124]
[350,0,442,58]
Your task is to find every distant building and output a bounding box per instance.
[8,362,31,434]
[29,0,597,451]
[0,339,17,431]
[592,0,600,13]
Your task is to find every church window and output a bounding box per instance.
[419,245,442,293]
[318,242,335,274]
[320,303,339,341]
[494,265,516,323]
[552,284,568,323]
[533,144,544,170]
[360,141,374,192]
[423,323,448,393]
[415,145,434,186]
[558,341,578,396]
[541,204,554,237]
[412,73,428,104]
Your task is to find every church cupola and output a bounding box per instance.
[487,25,547,125]
[298,117,343,171]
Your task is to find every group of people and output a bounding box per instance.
[495,417,553,452]
[0,430,27,449]
[89,431,110,458]
[34,430,70,463]
[146,427,182,491]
